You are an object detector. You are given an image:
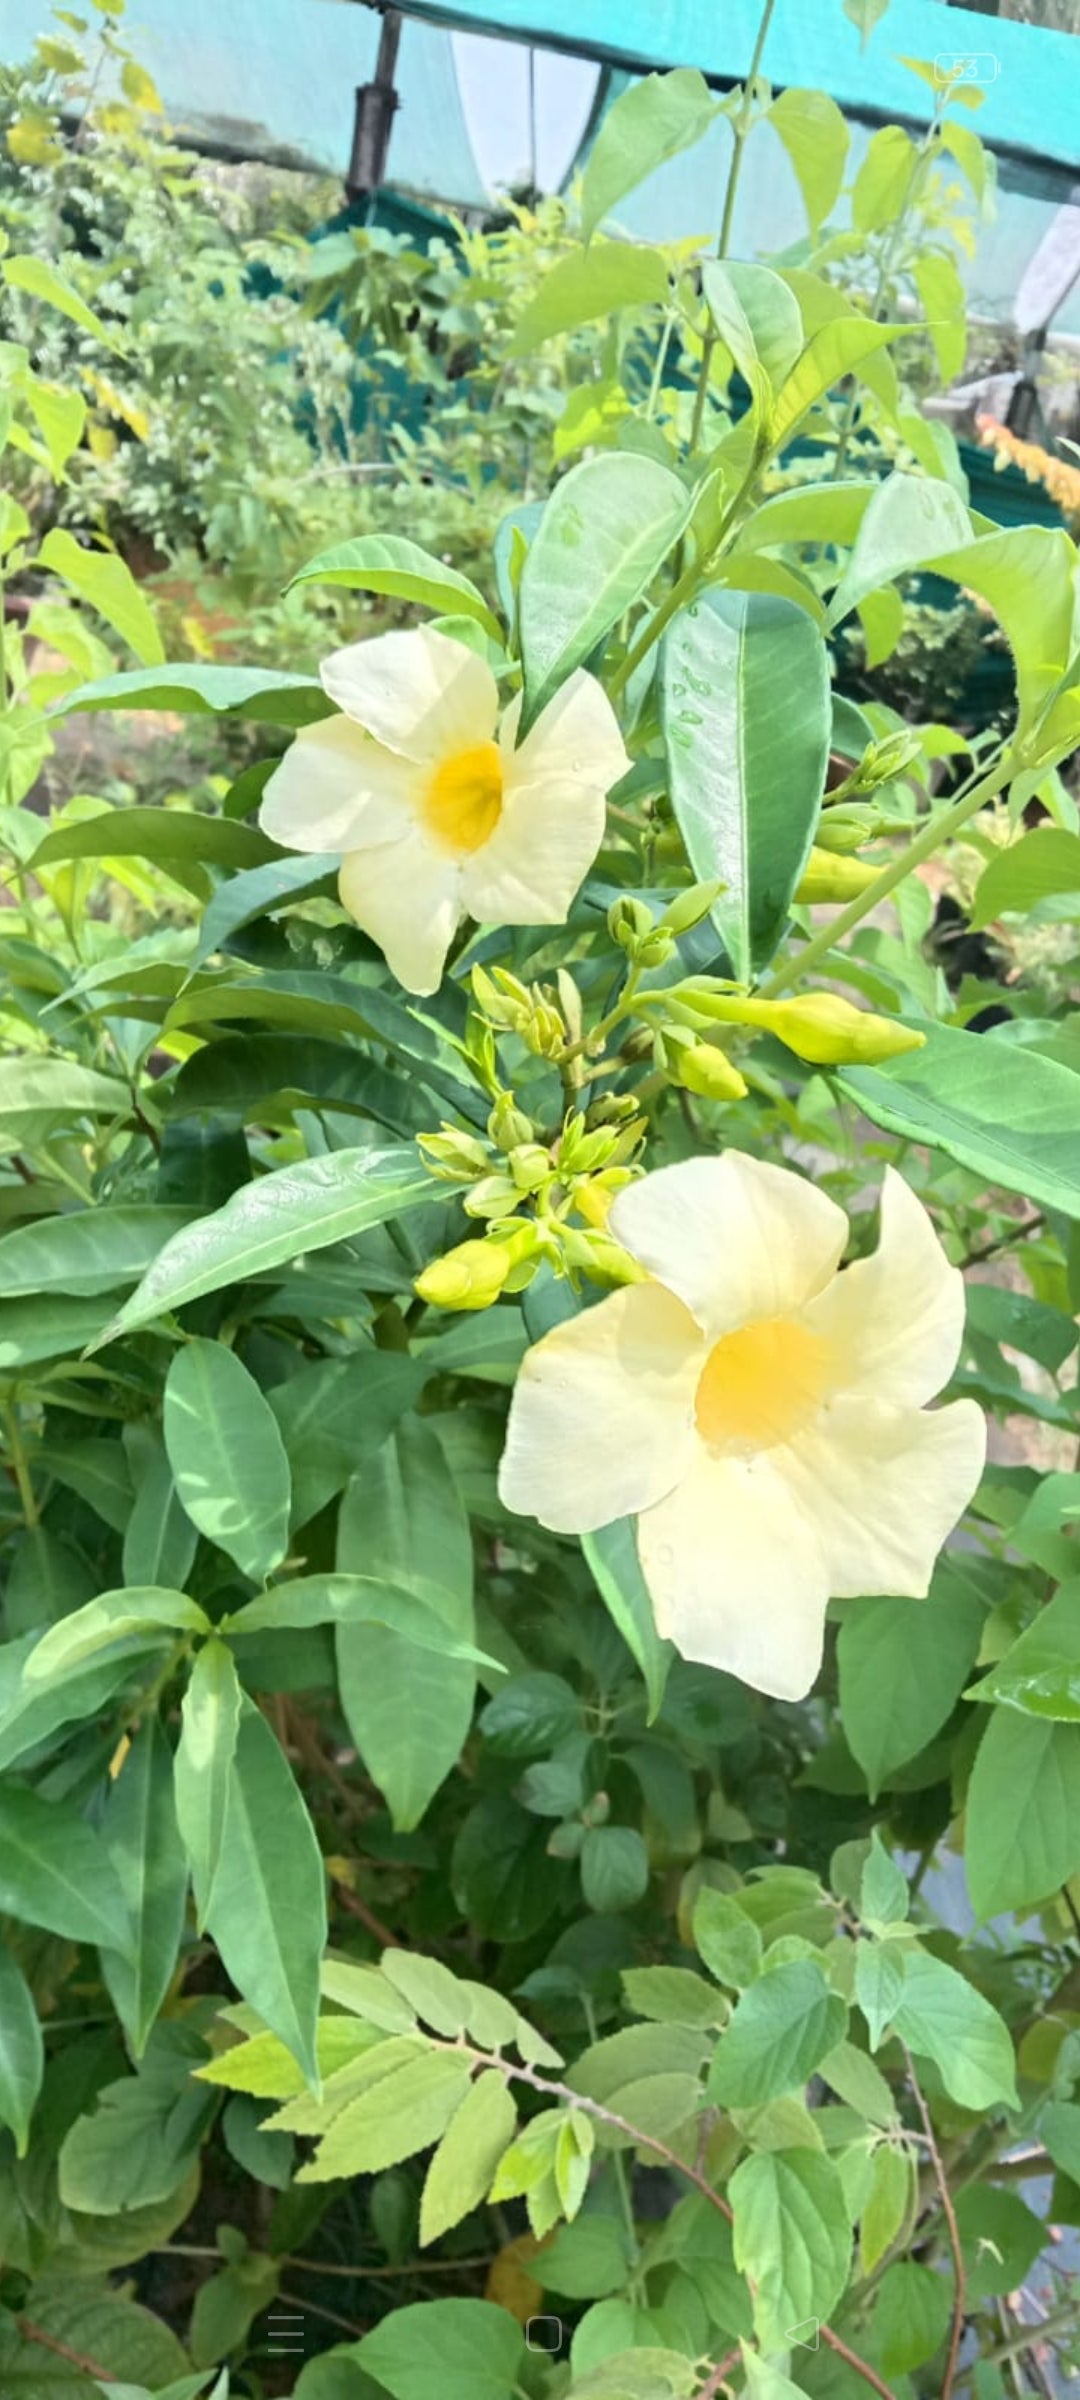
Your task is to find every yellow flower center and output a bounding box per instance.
[424,742,503,854]
[695,1316,828,1452]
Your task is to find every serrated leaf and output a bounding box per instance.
[891,1949,1018,2110]
[966,1705,1080,1919]
[301,2051,473,2182]
[709,1961,847,2107]
[731,2146,851,2352]
[420,2070,517,2245]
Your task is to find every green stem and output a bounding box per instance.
[645,308,678,421]
[2,1402,38,1527]
[760,747,1017,997]
[832,105,944,480]
[983,2302,1080,2371]
[688,0,778,456]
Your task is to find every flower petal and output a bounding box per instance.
[804,1167,966,1407]
[258,716,418,852]
[498,1283,702,1535]
[501,669,631,792]
[637,1445,830,1701]
[610,1153,849,1338]
[321,626,498,764]
[776,1393,986,1600]
[339,831,460,997]
[461,776,606,927]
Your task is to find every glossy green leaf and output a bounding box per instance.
[100,1716,189,2055]
[192,852,340,970]
[270,1348,427,1529]
[966,1704,1080,1919]
[0,1054,131,1130]
[924,525,1078,729]
[730,2146,851,2353]
[0,1938,43,2156]
[224,1573,492,1665]
[662,588,829,979]
[336,1419,476,1830]
[582,1520,672,1722]
[0,1782,131,1951]
[837,1558,988,1794]
[965,1580,1080,1719]
[174,1638,242,1928]
[519,450,689,728]
[971,828,1080,930]
[768,87,850,231]
[0,1204,195,1297]
[709,1961,847,2107]
[509,243,669,354]
[164,1340,291,1584]
[703,262,804,421]
[52,661,334,724]
[31,804,277,875]
[827,470,973,627]
[838,1026,1080,1219]
[580,68,718,240]
[107,1144,431,1335]
[203,1698,327,2084]
[25,1587,208,1683]
[891,1950,1018,2109]
[286,535,502,639]
[768,315,905,449]
[38,528,164,665]
[123,1437,199,1591]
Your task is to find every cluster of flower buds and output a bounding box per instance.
[415,1097,649,1312]
[606,877,725,971]
[470,963,564,1058]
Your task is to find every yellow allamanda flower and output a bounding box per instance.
[499,1152,985,1701]
[259,624,629,996]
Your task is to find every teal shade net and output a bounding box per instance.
[401,0,1080,185]
[3,0,489,204]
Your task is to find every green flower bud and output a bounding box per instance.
[488,1094,534,1151]
[659,878,725,935]
[607,895,655,951]
[795,846,880,904]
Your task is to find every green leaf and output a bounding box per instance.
[854,1942,906,2050]
[838,1026,1080,1220]
[0,1938,43,2156]
[123,1437,199,1592]
[582,1521,672,1723]
[509,243,669,354]
[827,470,973,627]
[703,262,804,419]
[837,1558,987,1794]
[709,1961,847,2107]
[768,88,850,232]
[300,2050,473,2182]
[860,1831,909,1927]
[844,0,891,39]
[53,661,334,725]
[23,376,86,476]
[204,1698,327,2084]
[541,2214,634,2299]
[270,1349,426,1530]
[873,2261,951,2375]
[662,588,829,979]
[164,1340,291,1584]
[0,1053,131,1132]
[190,2254,279,2368]
[355,2298,526,2400]
[519,451,689,728]
[860,2142,913,2276]
[853,125,918,233]
[285,535,502,640]
[971,828,1080,930]
[419,2069,517,2246]
[100,1716,188,2056]
[730,2147,851,2352]
[768,314,905,449]
[0,1292,116,1367]
[0,1783,130,1951]
[621,1966,725,2029]
[891,1949,1018,2109]
[692,1889,763,1990]
[225,1574,492,1664]
[3,252,117,344]
[581,1826,649,1914]
[174,1638,242,1928]
[954,2185,1044,2301]
[914,250,967,382]
[30,803,276,875]
[965,1580,1080,1719]
[1038,2098,1080,2186]
[0,2279,189,2391]
[0,1205,195,1298]
[192,851,340,970]
[480,1670,582,1757]
[966,1706,1080,1919]
[107,1144,431,1335]
[580,68,718,240]
[58,2024,217,2213]
[925,525,1078,731]
[25,1587,208,1683]
[37,529,163,667]
[336,1420,476,1830]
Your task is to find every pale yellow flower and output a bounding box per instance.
[259,624,629,996]
[499,1154,985,1700]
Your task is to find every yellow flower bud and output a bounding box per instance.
[488,1095,534,1151]
[795,847,881,903]
[414,1239,514,1311]
[675,1040,749,1102]
[418,1126,492,1181]
[752,992,926,1066]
